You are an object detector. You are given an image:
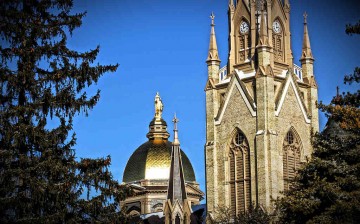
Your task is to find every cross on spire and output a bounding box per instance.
[172,113,179,131]
[303,12,308,24]
[172,113,180,145]
[210,12,215,26]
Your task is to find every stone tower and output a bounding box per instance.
[164,115,192,224]
[205,0,319,217]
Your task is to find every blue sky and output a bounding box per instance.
[67,0,360,198]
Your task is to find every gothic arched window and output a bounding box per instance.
[272,19,284,62]
[238,20,251,63]
[175,214,180,224]
[283,128,302,190]
[228,130,251,215]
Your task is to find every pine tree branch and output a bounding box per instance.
[346,20,360,35]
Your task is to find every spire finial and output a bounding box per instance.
[172,113,180,145]
[172,113,179,131]
[333,86,342,104]
[206,12,221,63]
[303,12,308,24]
[210,12,215,26]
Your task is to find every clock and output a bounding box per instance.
[273,20,281,33]
[240,21,249,34]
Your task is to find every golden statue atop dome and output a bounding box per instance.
[154,92,163,121]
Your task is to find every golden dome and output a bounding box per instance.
[123,139,196,183]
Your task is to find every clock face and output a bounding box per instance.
[273,20,281,33]
[240,21,249,34]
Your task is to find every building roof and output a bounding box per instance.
[323,117,354,138]
[123,139,196,183]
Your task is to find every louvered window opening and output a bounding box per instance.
[229,132,251,215]
[272,20,284,62]
[238,22,251,63]
[283,130,301,190]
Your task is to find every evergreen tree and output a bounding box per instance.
[212,205,270,224]
[276,22,360,224]
[0,0,131,223]
[236,206,270,224]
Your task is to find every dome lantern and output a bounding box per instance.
[146,92,170,141]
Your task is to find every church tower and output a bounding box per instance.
[205,0,319,217]
[164,115,192,224]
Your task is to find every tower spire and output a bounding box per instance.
[300,12,314,60]
[164,115,191,224]
[206,12,221,63]
[300,12,317,88]
[167,114,186,202]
